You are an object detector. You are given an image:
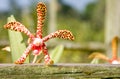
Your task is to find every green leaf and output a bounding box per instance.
[50,45,64,63]
[7,15,29,63]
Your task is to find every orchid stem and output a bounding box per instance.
[32,55,38,63]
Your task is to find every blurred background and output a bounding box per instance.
[0,0,117,63]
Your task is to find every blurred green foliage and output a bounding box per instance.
[58,0,105,42]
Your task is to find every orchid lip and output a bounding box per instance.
[33,38,43,46]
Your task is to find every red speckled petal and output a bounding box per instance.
[36,2,47,38]
[4,21,34,38]
[15,44,33,64]
[43,30,74,42]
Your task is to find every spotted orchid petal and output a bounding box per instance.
[43,30,74,42]
[4,21,34,38]
[42,43,54,65]
[112,36,118,59]
[88,52,109,61]
[36,2,47,38]
[15,44,33,64]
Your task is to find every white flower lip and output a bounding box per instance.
[33,38,43,46]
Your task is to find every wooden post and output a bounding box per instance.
[0,64,120,79]
[48,0,57,34]
[47,0,58,43]
[105,0,120,57]
[21,7,35,32]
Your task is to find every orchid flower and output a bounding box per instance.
[4,2,74,65]
[89,36,120,64]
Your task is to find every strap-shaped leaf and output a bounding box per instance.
[7,15,29,63]
[50,45,64,63]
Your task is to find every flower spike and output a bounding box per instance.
[4,21,34,38]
